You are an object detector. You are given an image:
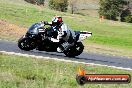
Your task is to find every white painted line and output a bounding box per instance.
[0,50,132,71]
[0,39,16,42]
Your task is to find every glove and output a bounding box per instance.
[44,21,49,25]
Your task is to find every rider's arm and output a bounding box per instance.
[51,24,68,42]
[58,24,68,39]
[39,21,52,27]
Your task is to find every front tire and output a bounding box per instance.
[18,36,36,51]
[64,42,84,57]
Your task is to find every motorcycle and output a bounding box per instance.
[18,22,92,57]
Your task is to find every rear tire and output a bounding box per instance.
[18,36,36,51]
[64,42,84,57]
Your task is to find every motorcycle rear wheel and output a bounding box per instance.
[63,42,84,57]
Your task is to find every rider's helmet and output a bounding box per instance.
[52,16,63,27]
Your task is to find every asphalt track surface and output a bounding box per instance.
[0,40,132,69]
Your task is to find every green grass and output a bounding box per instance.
[0,53,132,88]
[0,0,132,56]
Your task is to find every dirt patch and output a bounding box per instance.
[0,20,27,41]
[84,43,132,58]
[0,72,17,81]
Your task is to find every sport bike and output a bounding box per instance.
[18,22,92,57]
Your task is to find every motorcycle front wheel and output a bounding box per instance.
[63,42,84,57]
[18,36,36,51]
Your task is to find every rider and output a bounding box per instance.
[45,16,76,52]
